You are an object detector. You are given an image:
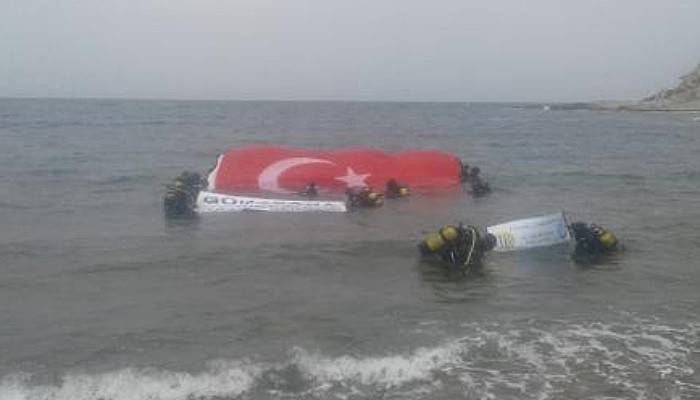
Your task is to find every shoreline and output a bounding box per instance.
[549,101,700,113]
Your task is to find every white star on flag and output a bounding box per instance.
[335,167,371,188]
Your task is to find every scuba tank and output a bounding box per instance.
[366,190,384,206]
[419,224,494,270]
[346,187,384,208]
[419,225,460,254]
[570,221,619,258]
[598,231,618,250]
[593,225,618,250]
[385,179,410,199]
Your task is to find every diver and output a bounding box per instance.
[385,178,410,199]
[468,167,491,196]
[346,186,384,208]
[163,171,203,218]
[419,223,497,272]
[460,162,471,183]
[298,182,319,198]
[569,221,619,263]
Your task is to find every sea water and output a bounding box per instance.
[1,99,699,399]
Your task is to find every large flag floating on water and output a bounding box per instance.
[208,146,463,194]
[487,212,571,252]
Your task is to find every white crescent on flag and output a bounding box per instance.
[257,157,335,194]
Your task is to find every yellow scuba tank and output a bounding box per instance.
[348,187,384,208]
[366,191,384,207]
[398,187,410,197]
[420,225,460,253]
[598,229,618,250]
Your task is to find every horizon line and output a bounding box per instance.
[0,95,620,104]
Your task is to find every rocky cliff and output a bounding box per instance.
[638,63,700,109]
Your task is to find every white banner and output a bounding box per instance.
[487,212,571,252]
[196,191,347,213]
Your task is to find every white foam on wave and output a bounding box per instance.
[453,319,699,399]
[2,318,697,400]
[1,360,260,400]
[292,341,463,388]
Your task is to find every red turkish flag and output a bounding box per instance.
[208,145,462,194]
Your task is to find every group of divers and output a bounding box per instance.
[164,162,619,273]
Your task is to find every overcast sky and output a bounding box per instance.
[2,0,699,102]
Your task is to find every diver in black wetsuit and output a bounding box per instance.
[299,182,319,198]
[468,167,491,196]
[419,224,496,271]
[460,162,471,183]
[346,186,384,208]
[569,221,619,263]
[385,178,410,199]
[163,171,205,218]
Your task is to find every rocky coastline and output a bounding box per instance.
[553,63,700,112]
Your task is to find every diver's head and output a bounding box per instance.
[471,167,480,176]
[181,171,201,185]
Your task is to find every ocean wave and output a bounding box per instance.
[2,319,697,400]
[455,319,699,399]
[1,361,260,400]
[292,342,463,388]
